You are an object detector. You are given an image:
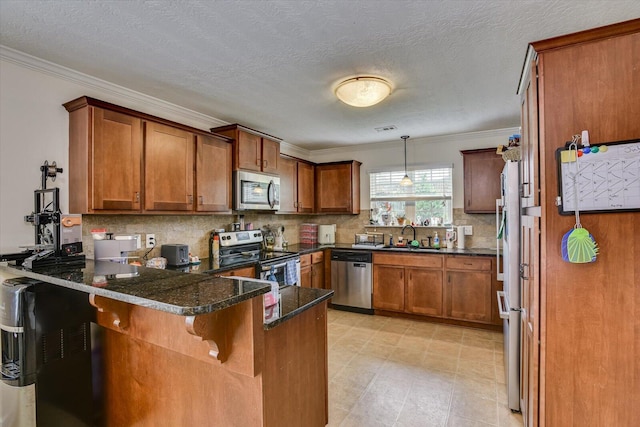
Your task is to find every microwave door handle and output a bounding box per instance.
[267,180,275,209]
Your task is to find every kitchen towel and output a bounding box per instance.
[285,260,297,286]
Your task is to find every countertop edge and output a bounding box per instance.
[264,288,334,330]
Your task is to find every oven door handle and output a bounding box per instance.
[261,259,300,272]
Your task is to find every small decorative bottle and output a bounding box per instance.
[433,232,440,249]
[389,234,394,246]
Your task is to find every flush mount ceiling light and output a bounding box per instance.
[400,135,413,187]
[335,76,392,107]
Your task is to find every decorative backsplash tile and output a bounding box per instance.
[82,208,496,260]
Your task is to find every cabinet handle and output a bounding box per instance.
[188,195,193,204]
[263,159,268,169]
[520,263,529,280]
[294,201,298,208]
[199,196,203,205]
[134,192,140,203]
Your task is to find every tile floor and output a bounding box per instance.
[327,309,524,427]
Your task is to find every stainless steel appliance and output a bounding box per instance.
[1,277,94,426]
[206,230,300,287]
[161,244,189,266]
[330,250,373,314]
[496,160,522,412]
[234,170,280,211]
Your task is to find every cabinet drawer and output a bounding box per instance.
[374,253,443,269]
[445,256,491,271]
[311,251,324,264]
[300,254,312,267]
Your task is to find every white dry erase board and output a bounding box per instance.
[556,139,640,215]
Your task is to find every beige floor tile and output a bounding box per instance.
[449,390,498,425]
[459,345,496,364]
[453,375,498,401]
[457,360,497,381]
[327,310,521,427]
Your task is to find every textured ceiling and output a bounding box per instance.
[1,1,639,150]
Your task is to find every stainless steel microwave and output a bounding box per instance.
[234,170,280,211]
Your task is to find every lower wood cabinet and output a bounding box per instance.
[214,265,256,278]
[373,253,444,316]
[300,251,325,288]
[445,256,498,325]
[373,252,500,327]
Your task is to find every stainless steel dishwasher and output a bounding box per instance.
[330,250,373,314]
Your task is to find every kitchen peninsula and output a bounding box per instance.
[0,260,333,427]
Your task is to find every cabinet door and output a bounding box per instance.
[446,270,492,322]
[461,149,504,213]
[237,130,262,171]
[145,122,194,211]
[315,162,358,214]
[300,265,312,288]
[261,137,280,174]
[196,135,232,212]
[297,162,315,213]
[406,267,443,317]
[278,156,298,213]
[92,108,142,211]
[373,265,405,312]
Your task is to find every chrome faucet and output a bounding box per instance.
[401,225,416,243]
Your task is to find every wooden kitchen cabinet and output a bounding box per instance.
[215,265,255,278]
[144,121,194,212]
[65,103,143,213]
[196,134,233,212]
[278,155,315,213]
[460,148,504,213]
[373,264,405,311]
[315,160,361,214]
[406,267,444,317]
[311,251,325,289]
[444,256,493,323]
[64,96,233,215]
[299,254,312,288]
[373,253,444,315]
[211,124,280,174]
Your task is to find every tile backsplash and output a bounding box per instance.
[82,208,496,259]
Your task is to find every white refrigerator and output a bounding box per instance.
[496,160,521,412]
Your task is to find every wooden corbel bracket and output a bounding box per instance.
[89,294,131,331]
[185,314,228,363]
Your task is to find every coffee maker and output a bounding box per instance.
[1,277,95,426]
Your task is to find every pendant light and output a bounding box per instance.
[400,135,413,186]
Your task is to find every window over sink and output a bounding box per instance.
[369,166,453,226]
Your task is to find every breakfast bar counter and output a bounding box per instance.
[0,260,332,427]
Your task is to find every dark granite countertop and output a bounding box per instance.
[286,243,497,257]
[0,260,270,316]
[263,285,333,330]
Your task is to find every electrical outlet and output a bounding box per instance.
[146,234,156,248]
[134,234,142,250]
[464,226,473,235]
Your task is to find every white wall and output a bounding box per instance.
[312,127,519,210]
[0,47,518,253]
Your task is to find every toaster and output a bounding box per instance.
[161,244,189,266]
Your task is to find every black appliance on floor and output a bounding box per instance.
[1,277,94,427]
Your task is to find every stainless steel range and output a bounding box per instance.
[207,230,300,287]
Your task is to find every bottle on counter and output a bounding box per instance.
[213,234,220,259]
[389,234,394,246]
[433,232,440,249]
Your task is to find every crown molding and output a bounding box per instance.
[0,45,227,130]
[313,127,521,157]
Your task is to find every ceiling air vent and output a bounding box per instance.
[374,125,397,132]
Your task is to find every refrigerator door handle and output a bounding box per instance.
[496,198,504,281]
[497,291,510,319]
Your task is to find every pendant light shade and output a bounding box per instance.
[335,76,392,107]
[400,135,413,187]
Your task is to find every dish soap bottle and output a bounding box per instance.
[389,234,394,246]
[433,232,440,249]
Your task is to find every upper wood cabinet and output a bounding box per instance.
[195,134,233,212]
[64,96,232,214]
[315,160,361,214]
[144,122,194,212]
[460,148,504,213]
[211,124,280,174]
[278,155,314,214]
